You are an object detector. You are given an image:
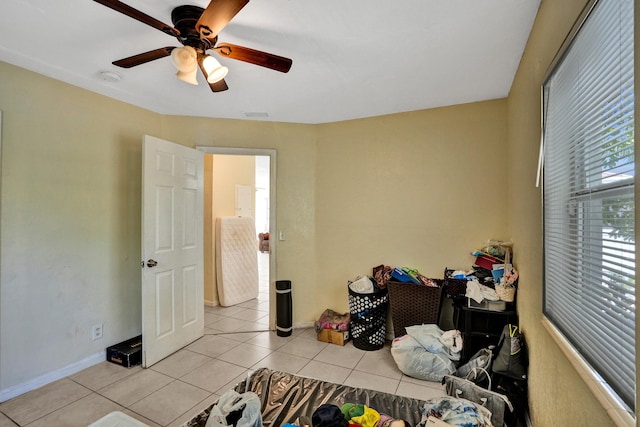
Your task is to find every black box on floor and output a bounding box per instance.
[106,335,142,368]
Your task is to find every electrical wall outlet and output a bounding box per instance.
[91,323,103,340]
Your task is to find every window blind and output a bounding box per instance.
[543,0,635,412]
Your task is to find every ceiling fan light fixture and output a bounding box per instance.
[202,55,228,83]
[176,69,199,85]
[170,46,197,73]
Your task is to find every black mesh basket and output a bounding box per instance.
[348,286,388,351]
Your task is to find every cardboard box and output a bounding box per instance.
[317,329,350,346]
[106,335,142,368]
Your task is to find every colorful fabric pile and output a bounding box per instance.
[282,403,411,427]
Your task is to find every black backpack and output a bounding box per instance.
[492,324,528,381]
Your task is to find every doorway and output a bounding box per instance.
[198,146,276,331]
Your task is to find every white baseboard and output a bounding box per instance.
[204,299,218,307]
[0,351,105,403]
[294,320,315,329]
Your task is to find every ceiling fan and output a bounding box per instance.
[93,0,293,92]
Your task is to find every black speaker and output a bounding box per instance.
[276,280,292,337]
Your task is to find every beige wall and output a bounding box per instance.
[211,154,256,221]
[506,0,637,425]
[0,61,162,389]
[314,102,509,314]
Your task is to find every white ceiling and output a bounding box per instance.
[0,0,540,124]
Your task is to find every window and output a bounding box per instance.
[542,0,635,415]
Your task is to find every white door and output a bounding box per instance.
[235,184,252,217]
[142,135,204,367]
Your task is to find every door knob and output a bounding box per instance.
[146,259,158,267]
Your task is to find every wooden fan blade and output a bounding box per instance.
[113,47,175,68]
[197,54,229,92]
[207,79,229,92]
[216,43,292,73]
[93,0,179,37]
[196,0,249,40]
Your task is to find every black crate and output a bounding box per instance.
[106,335,142,368]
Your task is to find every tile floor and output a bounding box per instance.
[0,254,446,427]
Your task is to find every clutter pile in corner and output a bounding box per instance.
[447,239,519,304]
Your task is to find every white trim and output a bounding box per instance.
[0,351,105,403]
[204,298,218,307]
[542,317,636,427]
[294,320,314,329]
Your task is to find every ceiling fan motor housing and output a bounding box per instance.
[171,5,214,52]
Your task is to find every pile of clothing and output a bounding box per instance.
[417,396,494,427]
[448,239,519,304]
[283,403,411,427]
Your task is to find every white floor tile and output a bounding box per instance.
[245,331,291,350]
[297,360,352,385]
[25,393,123,427]
[148,349,212,379]
[179,359,248,393]
[355,347,403,380]
[251,351,311,374]
[395,380,445,402]
[98,369,174,407]
[186,334,242,358]
[215,342,274,368]
[227,308,269,322]
[128,381,210,426]
[313,343,365,369]
[278,337,329,359]
[343,370,400,395]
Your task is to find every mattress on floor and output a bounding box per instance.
[215,216,259,307]
[184,368,429,427]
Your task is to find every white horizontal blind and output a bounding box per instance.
[543,0,635,412]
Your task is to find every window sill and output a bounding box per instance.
[541,317,635,427]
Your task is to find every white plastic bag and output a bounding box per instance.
[205,389,262,427]
[391,334,456,382]
[405,324,462,362]
[348,276,374,293]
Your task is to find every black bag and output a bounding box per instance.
[493,374,529,427]
[492,324,527,381]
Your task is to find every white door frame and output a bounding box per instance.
[197,146,277,329]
